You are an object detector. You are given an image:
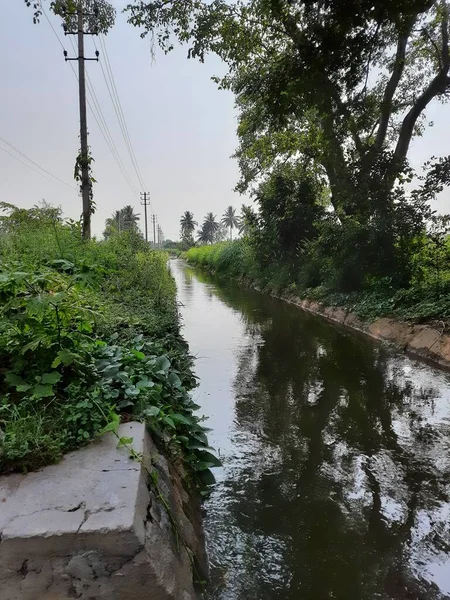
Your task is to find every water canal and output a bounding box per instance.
[171,259,450,600]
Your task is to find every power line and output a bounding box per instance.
[0,143,76,191]
[66,35,140,198]
[0,136,77,190]
[41,5,140,203]
[94,34,153,212]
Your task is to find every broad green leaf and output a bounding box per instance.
[42,372,62,385]
[4,372,24,387]
[131,349,146,360]
[195,450,222,468]
[33,383,54,398]
[171,413,194,426]
[144,406,160,418]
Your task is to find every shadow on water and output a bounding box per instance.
[171,261,450,600]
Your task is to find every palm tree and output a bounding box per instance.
[196,224,210,244]
[103,209,122,239]
[120,205,140,231]
[221,205,239,240]
[180,211,197,239]
[197,213,219,244]
[204,213,219,243]
[238,204,254,236]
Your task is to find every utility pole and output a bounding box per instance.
[64,2,100,240]
[152,214,157,248]
[140,192,150,243]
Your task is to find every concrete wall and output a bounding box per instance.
[284,295,450,370]
[0,423,207,600]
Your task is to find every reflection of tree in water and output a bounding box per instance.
[204,281,450,600]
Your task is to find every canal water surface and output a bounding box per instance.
[171,259,450,600]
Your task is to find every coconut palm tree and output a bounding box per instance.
[221,205,239,240]
[103,209,122,239]
[180,211,197,239]
[197,213,219,244]
[204,213,219,243]
[120,205,140,231]
[238,204,254,236]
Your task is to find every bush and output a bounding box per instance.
[0,206,217,488]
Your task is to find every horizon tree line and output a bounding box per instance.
[180,205,247,246]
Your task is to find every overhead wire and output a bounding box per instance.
[66,36,140,197]
[41,4,140,206]
[0,143,77,191]
[94,34,154,214]
[0,136,77,190]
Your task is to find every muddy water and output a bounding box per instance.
[171,259,450,600]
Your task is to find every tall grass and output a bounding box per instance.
[186,240,257,278]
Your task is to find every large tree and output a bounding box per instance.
[127,0,450,221]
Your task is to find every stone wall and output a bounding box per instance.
[0,423,207,600]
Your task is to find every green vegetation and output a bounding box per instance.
[186,225,450,324]
[129,1,450,324]
[0,203,218,488]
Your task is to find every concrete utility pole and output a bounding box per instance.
[152,214,157,248]
[140,192,150,243]
[64,1,100,240]
[77,3,90,240]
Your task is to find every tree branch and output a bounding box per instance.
[374,22,414,152]
[393,1,450,170]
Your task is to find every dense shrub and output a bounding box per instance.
[0,205,217,487]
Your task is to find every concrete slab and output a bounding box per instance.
[0,422,149,559]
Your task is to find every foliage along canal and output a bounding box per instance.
[171,259,450,600]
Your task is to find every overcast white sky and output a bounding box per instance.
[1,1,449,240]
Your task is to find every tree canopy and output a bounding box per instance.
[127,0,450,221]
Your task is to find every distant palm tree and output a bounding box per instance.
[120,205,140,231]
[221,205,239,240]
[204,212,219,243]
[196,225,210,244]
[197,213,219,244]
[180,211,197,239]
[238,204,254,236]
[103,209,122,239]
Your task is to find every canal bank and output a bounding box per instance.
[172,258,450,600]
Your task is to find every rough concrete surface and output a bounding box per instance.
[0,423,206,600]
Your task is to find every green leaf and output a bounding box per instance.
[154,356,170,373]
[196,450,222,468]
[168,372,182,388]
[42,372,62,385]
[131,350,146,360]
[16,384,32,393]
[52,349,76,368]
[4,372,24,387]
[136,377,154,389]
[100,413,120,434]
[33,384,54,399]
[163,415,175,428]
[144,406,160,418]
[171,413,194,426]
[117,436,134,448]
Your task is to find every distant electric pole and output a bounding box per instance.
[152,214,157,248]
[64,1,100,240]
[140,192,150,243]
